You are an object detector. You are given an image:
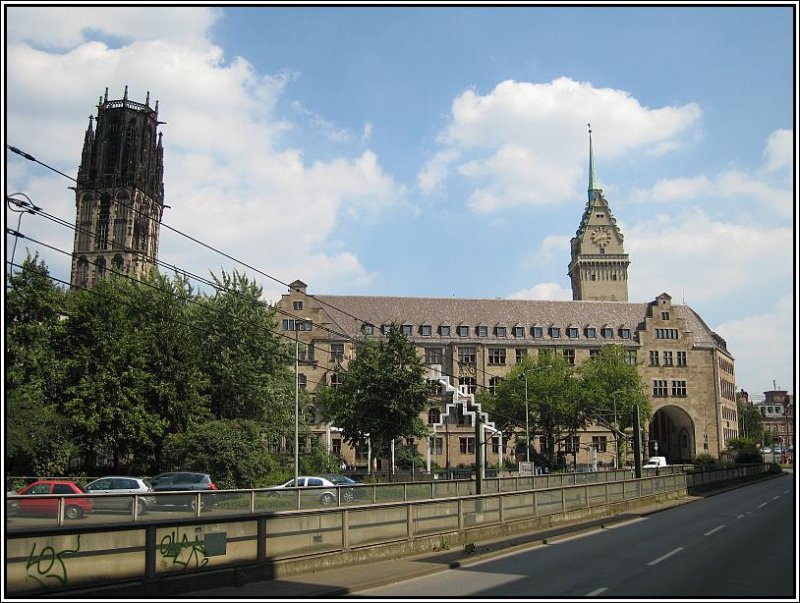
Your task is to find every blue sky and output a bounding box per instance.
[3,3,796,398]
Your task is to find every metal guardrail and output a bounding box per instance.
[5,471,695,596]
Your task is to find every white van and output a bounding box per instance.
[643,456,667,468]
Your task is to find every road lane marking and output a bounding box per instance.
[736,514,745,519]
[647,547,684,566]
[704,525,725,536]
[758,502,768,508]
[586,587,608,596]
[772,495,780,500]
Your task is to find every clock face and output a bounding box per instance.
[591,227,611,247]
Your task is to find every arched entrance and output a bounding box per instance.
[648,406,695,464]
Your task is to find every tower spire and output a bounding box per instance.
[588,123,598,199]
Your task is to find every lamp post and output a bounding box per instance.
[520,365,551,464]
[6,193,41,275]
[293,318,310,483]
[610,389,626,469]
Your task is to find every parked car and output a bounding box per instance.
[149,472,217,510]
[83,476,155,514]
[267,475,365,505]
[16,480,94,519]
[319,474,367,502]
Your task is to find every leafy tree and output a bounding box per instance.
[162,419,277,489]
[61,274,167,473]
[724,436,763,464]
[576,345,651,467]
[5,254,72,475]
[191,270,295,428]
[316,323,430,465]
[736,392,764,445]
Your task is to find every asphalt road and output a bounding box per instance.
[356,474,796,598]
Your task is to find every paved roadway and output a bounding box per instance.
[187,471,795,598]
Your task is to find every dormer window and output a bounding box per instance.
[567,327,579,338]
[362,323,374,335]
[620,328,631,339]
[532,326,543,338]
[402,324,413,336]
[602,327,614,339]
[495,326,507,337]
[549,326,561,338]
[476,325,488,337]
[439,325,451,337]
[382,324,391,335]
[513,325,525,338]
[457,325,469,337]
[421,324,432,337]
[586,327,597,338]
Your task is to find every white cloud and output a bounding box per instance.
[715,295,795,395]
[627,211,792,304]
[419,77,701,209]
[762,129,792,172]
[507,282,572,301]
[631,176,711,203]
[5,7,402,295]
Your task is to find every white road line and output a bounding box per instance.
[783,490,790,495]
[758,502,768,508]
[736,514,745,519]
[586,587,608,596]
[704,524,725,536]
[648,547,684,566]
[772,495,780,500]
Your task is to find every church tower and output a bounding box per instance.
[70,86,165,289]
[568,126,630,301]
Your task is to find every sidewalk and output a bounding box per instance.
[188,496,697,598]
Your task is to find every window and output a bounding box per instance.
[428,408,441,425]
[661,311,670,320]
[283,318,312,331]
[513,326,525,338]
[620,328,631,339]
[332,439,342,457]
[440,325,451,337]
[458,346,476,364]
[428,380,443,395]
[297,374,307,390]
[330,372,343,388]
[649,351,659,366]
[425,347,443,364]
[549,327,561,338]
[382,324,392,335]
[460,437,475,454]
[567,327,579,338]
[677,351,687,367]
[602,327,614,339]
[293,301,304,311]
[655,328,679,339]
[488,348,506,365]
[591,436,608,453]
[663,351,673,366]
[495,326,507,337]
[457,407,472,425]
[457,325,469,337]
[624,349,637,366]
[672,380,687,397]
[476,325,488,337]
[431,437,443,455]
[488,376,502,395]
[565,435,580,454]
[653,380,668,397]
[532,326,543,338]
[362,323,374,335]
[421,324,432,337]
[516,349,528,364]
[491,437,501,454]
[459,376,477,394]
[585,327,596,338]
[402,324,413,336]
[330,343,344,362]
[563,349,575,366]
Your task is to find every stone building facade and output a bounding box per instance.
[273,132,737,470]
[70,87,165,289]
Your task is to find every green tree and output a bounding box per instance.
[737,392,764,445]
[316,323,430,464]
[162,419,277,489]
[191,270,294,427]
[61,273,168,473]
[576,345,651,467]
[5,254,73,475]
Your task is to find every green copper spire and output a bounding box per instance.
[588,123,598,200]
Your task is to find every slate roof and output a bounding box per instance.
[310,294,723,351]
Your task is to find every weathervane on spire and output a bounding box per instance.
[588,123,598,200]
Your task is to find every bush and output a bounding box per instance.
[693,453,716,465]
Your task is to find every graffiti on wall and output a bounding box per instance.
[26,535,81,588]
[159,529,209,570]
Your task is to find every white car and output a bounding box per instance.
[267,476,343,505]
[83,476,154,514]
[643,456,668,469]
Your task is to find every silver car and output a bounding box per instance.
[83,476,154,514]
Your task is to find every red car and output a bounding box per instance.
[16,480,94,519]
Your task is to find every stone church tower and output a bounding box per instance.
[70,87,165,289]
[568,127,630,301]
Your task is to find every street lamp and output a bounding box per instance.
[6,193,41,275]
[610,390,626,469]
[519,365,551,464]
[294,318,310,483]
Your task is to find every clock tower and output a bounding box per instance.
[568,126,630,301]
